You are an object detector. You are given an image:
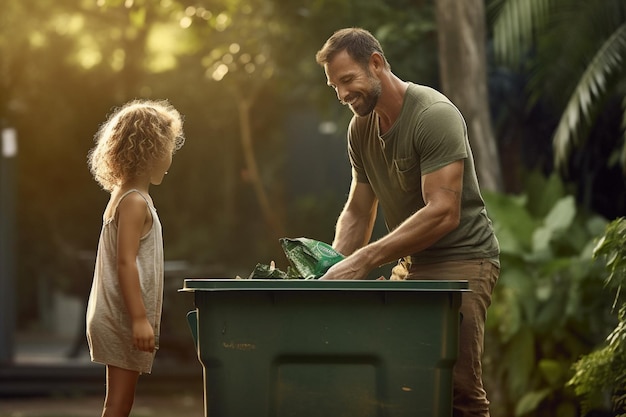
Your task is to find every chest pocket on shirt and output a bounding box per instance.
[393,157,421,192]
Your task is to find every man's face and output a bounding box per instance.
[324,50,381,117]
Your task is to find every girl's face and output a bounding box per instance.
[150,151,173,185]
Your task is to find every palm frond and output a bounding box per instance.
[491,0,553,66]
[552,22,626,172]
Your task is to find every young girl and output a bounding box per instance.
[86,99,185,417]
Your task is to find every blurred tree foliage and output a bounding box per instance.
[0,0,438,325]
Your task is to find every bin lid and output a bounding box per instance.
[180,279,469,292]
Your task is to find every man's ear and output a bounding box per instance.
[369,52,385,73]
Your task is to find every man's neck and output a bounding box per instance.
[376,75,409,134]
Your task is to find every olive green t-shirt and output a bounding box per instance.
[347,83,499,264]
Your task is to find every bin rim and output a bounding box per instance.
[179,278,469,292]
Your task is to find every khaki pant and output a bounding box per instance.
[399,259,499,417]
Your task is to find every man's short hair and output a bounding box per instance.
[315,27,390,70]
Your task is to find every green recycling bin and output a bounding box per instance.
[181,279,468,417]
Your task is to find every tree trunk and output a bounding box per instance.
[237,96,286,243]
[435,0,503,192]
[434,0,505,410]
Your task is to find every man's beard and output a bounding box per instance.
[349,79,381,117]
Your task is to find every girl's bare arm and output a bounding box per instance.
[116,192,155,352]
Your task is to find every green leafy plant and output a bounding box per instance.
[482,171,611,417]
[568,217,626,416]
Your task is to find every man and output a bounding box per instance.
[315,27,500,417]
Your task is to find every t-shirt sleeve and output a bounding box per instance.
[347,116,369,183]
[415,101,468,174]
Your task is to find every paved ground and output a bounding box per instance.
[0,392,204,417]
[0,332,205,417]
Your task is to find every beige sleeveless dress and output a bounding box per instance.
[86,189,164,374]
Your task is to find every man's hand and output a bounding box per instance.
[319,254,371,280]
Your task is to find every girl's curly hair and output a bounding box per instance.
[88,99,185,191]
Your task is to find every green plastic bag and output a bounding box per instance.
[280,237,344,279]
[246,237,344,280]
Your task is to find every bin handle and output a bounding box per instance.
[186,310,199,348]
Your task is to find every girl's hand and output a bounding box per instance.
[132,318,156,352]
